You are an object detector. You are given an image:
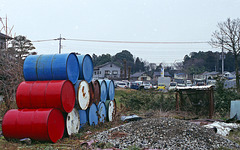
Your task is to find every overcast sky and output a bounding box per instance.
[0,0,240,65]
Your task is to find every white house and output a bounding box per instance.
[93,62,121,79]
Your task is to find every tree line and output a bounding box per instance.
[182,51,237,75]
[92,50,146,73]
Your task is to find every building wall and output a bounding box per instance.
[0,39,6,49]
[93,63,121,79]
[137,75,151,81]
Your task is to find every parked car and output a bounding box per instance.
[116,82,128,88]
[168,82,177,91]
[186,80,192,87]
[130,82,140,90]
[143,82,151,89]
[135,81,144,89]
[157,83,166,91]
[196,82,205,86]
[177,83,186,87]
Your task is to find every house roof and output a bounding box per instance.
[202,71,220,76]
[94,62,120,70]
[130,72,145,78]
[0,33,12,40]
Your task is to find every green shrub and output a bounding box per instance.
[214,80,240,117]
[119,90,176,111]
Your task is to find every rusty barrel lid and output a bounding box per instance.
[88,82,95,107]
[92,80,100,105]
[74,80,90,110]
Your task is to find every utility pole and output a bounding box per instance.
[124,59,127,80]
[128,66,131,81]
[56,34,65,54]
[221,38,224,76]
[0,15,14,50]
[5,15,7,50]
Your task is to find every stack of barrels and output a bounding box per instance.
[2,53,117,143]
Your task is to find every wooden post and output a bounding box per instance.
[176,91,179,111]
[209,87,214,119]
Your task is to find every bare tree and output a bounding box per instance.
[0,35,35,112]
[211,18,240,91]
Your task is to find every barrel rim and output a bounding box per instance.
[98,101,107,123]
[88,103,98,126]
[47,108,64,143]
[93,80,101,104]
[77,80,90,110]
[99,80,107,102]
[78,109,88,128]
[65,53,80,84]
[60,80,75,113]
[65,108,80,136]
[82,54,93,82]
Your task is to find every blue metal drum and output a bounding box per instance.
[98,102,106,123]
[52,53,79,84]
[105,80,115,100]
[98,80,107,102]
[78,110,87,128]
[23,55,40,81]
[87,103,98,126]
[37,55,54,80]
[23,53,79,84]
[77,54,93,83]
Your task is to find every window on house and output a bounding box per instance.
[99,71,101,74]
[105,70,110,75]
[112,70,118,75]
[95,71,96,75]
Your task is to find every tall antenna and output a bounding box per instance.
[0,15,14,50]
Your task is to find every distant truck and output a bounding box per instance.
[174,78,186,87]
[158,77,171,89]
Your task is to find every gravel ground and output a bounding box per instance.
[93,117,239,149]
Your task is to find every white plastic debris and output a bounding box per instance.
[121,115,142,122]
[204,121,240,136]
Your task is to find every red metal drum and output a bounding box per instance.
[16,80,75,113]
[2,108,65,143]
[92,80,100,105]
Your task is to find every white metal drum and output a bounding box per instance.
[76,80,90,110]
[108,100,115,121]
[66,108,80,136]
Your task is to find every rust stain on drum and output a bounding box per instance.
[82,86,86,98]
[88,82,95,107]
[93,80,100,105]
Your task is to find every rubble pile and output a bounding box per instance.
[93,117,239,149]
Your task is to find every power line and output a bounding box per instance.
[66,38,209,44]
[31,37,209,44]
[31,39,56,42]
